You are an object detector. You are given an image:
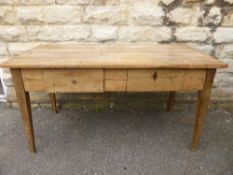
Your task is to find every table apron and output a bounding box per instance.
[21,68,207,92]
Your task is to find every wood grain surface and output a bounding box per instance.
[0,43,227,69]
[21,68,206,92]
[22,69,104,92]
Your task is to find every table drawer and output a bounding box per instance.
[127,69,206,91]
[104,69,127,92]
[22,69,104,92]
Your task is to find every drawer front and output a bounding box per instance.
[22,69,104,92]
[22,68,206,92]
[127,69,206,92]
[104,69,127,92]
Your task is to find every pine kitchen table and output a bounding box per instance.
[0,43,228,153]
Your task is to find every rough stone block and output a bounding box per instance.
[0,56,6,62]
[168,8,193,25]
[0,0,13,4]
[27,25,90,41]
[84,6,128,25]
[130,2,164,26]
[55,0,89,4]
[90,0,120,5]
[0,26,28,42]
[175,27,211,42]
[183,0,204,2]
[16,6,82,24]
[2,68,10,75]
[224,0,233,4]
[14,0,55,5]
[203,7,222,26]
[119,26,171,42]
[5,86,16,102]
[16,6,43,24]
[8,42,44,55]
[215,44,233,60]
[191,6,205,26]
[206,0,215,4]
[214,28,233,43]
[0,6,15,24]
[43,6,82,24]
[91,25,118,41]
[215,72,233,87]
[0,43,7,55]
[160,0,176,5]
[222,11,233,27]
[56,0,119,5]
[2,73,12,87]
[120,0,159,5]
[187,43,214,55]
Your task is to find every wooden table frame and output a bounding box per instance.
[1,43,227,153]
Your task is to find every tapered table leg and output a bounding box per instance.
[167,91,176,112]
[11,69,36,153]
[49,93,57,113]
[191,69,216,151]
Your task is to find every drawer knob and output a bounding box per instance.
[153,71,158,81]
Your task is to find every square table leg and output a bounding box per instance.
[11,69,36,153]
[49,93,57,113]
[191,69,216,151]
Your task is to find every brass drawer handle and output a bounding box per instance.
[152,70,158,81]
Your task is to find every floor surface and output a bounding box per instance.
[0,107,232,175]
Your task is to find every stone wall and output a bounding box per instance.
[0,0,233,106]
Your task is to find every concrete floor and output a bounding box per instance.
[0,106,232,175]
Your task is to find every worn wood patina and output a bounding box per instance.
[0,43,227,153]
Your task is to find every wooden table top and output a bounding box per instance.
[0,43,227,69]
